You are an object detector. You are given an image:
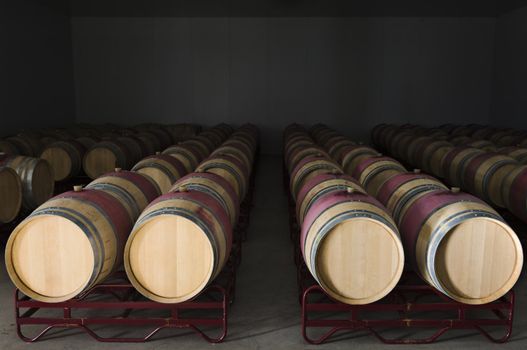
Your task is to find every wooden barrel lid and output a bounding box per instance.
[7,215,95,300]
[434,217,523,304]
[127,215,215,303]
[316,217,404,304]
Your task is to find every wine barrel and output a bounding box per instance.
[328,139,355,163]
[86,169,161,221]
[418,140,454,176]
[340,145,379,175]
[123,190,232,303]
[441,147,485,187]
[171,172,239,226]
[377,171,447,225]
[390,131,415,160]
[0,167,22,223]
[498,147,527,164]
[287,146,329,175]
[370,124,390,149]
[5,188,133,302]
[295,173,365,226]
[6,136,43,156]
[448,135,473,146]
[0,140,21,155]
[83,140,134,179]
[196,155,249,200]
[180,139,210,160]
[76,136,99,149]
[467,140,496,152]
[199,130,224,148]
[301,190,404,304]
[0,154,54,210]
[352,156,406,197]
[211,145,252,171]
[463,153,518,207]
[193,135,217,155]
[131,155,187,194]
[290,156,343,199]
[116,136,146,163]
[471,127,497,140]
[135,132,163,153]
[40,140,85,181]
[398,189,523,304]
[503,166,527,223]
[162,144,202,173]
[223,139,255,163]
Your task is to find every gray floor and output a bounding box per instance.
[1,155,527,349]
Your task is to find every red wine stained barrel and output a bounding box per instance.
[124,190,232,303]
[352,156,406,197]
[300,190,404,304]
[162,144,202,173]
[132,154,187,194]
[462,153,518,207]
[377,171,447,225]
[503,166,527,223]
[398,189,523,304]
[441,147,485,187]
[295,173,365,226]
[290,156,343,199]
[171,172,239,226]
[5,188,133,302]
[86,169,161,221]
[340,145,379,175]
[195,155,249,200]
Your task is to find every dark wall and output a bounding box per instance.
[72,17,496,153]
[0,0,75,136]
[492,6,527,129]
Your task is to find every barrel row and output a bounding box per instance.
[372,124,527,151]
[313,124,523,305]
[5,123,259,304]
[0,124,200,157]
[372,124,527,224]
[124,124,259,303]
[284,124,405,305]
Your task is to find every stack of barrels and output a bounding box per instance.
[0,124,200,226]
[123,124,258,303]
[284,124,405,305]
[372,124,527,224]
[5,123,258,304]
[311,124,523,305]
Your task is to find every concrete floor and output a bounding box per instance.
[1,155,527,349]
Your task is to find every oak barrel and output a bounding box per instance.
[124,190,232,303]
[0,154,54,210]
[5,188,133,302]
[301,190,404,304]
[398,189,523,304]
[83,140,134,179]
[0,167,22,223]
[290,156,343,199]
[131,154,187,194]
[40,140,85,181]
[352,156,406,197]
[295,173,365,225]
[171,172,239,226]
[195,155,249,200]
[86,169,161,221]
